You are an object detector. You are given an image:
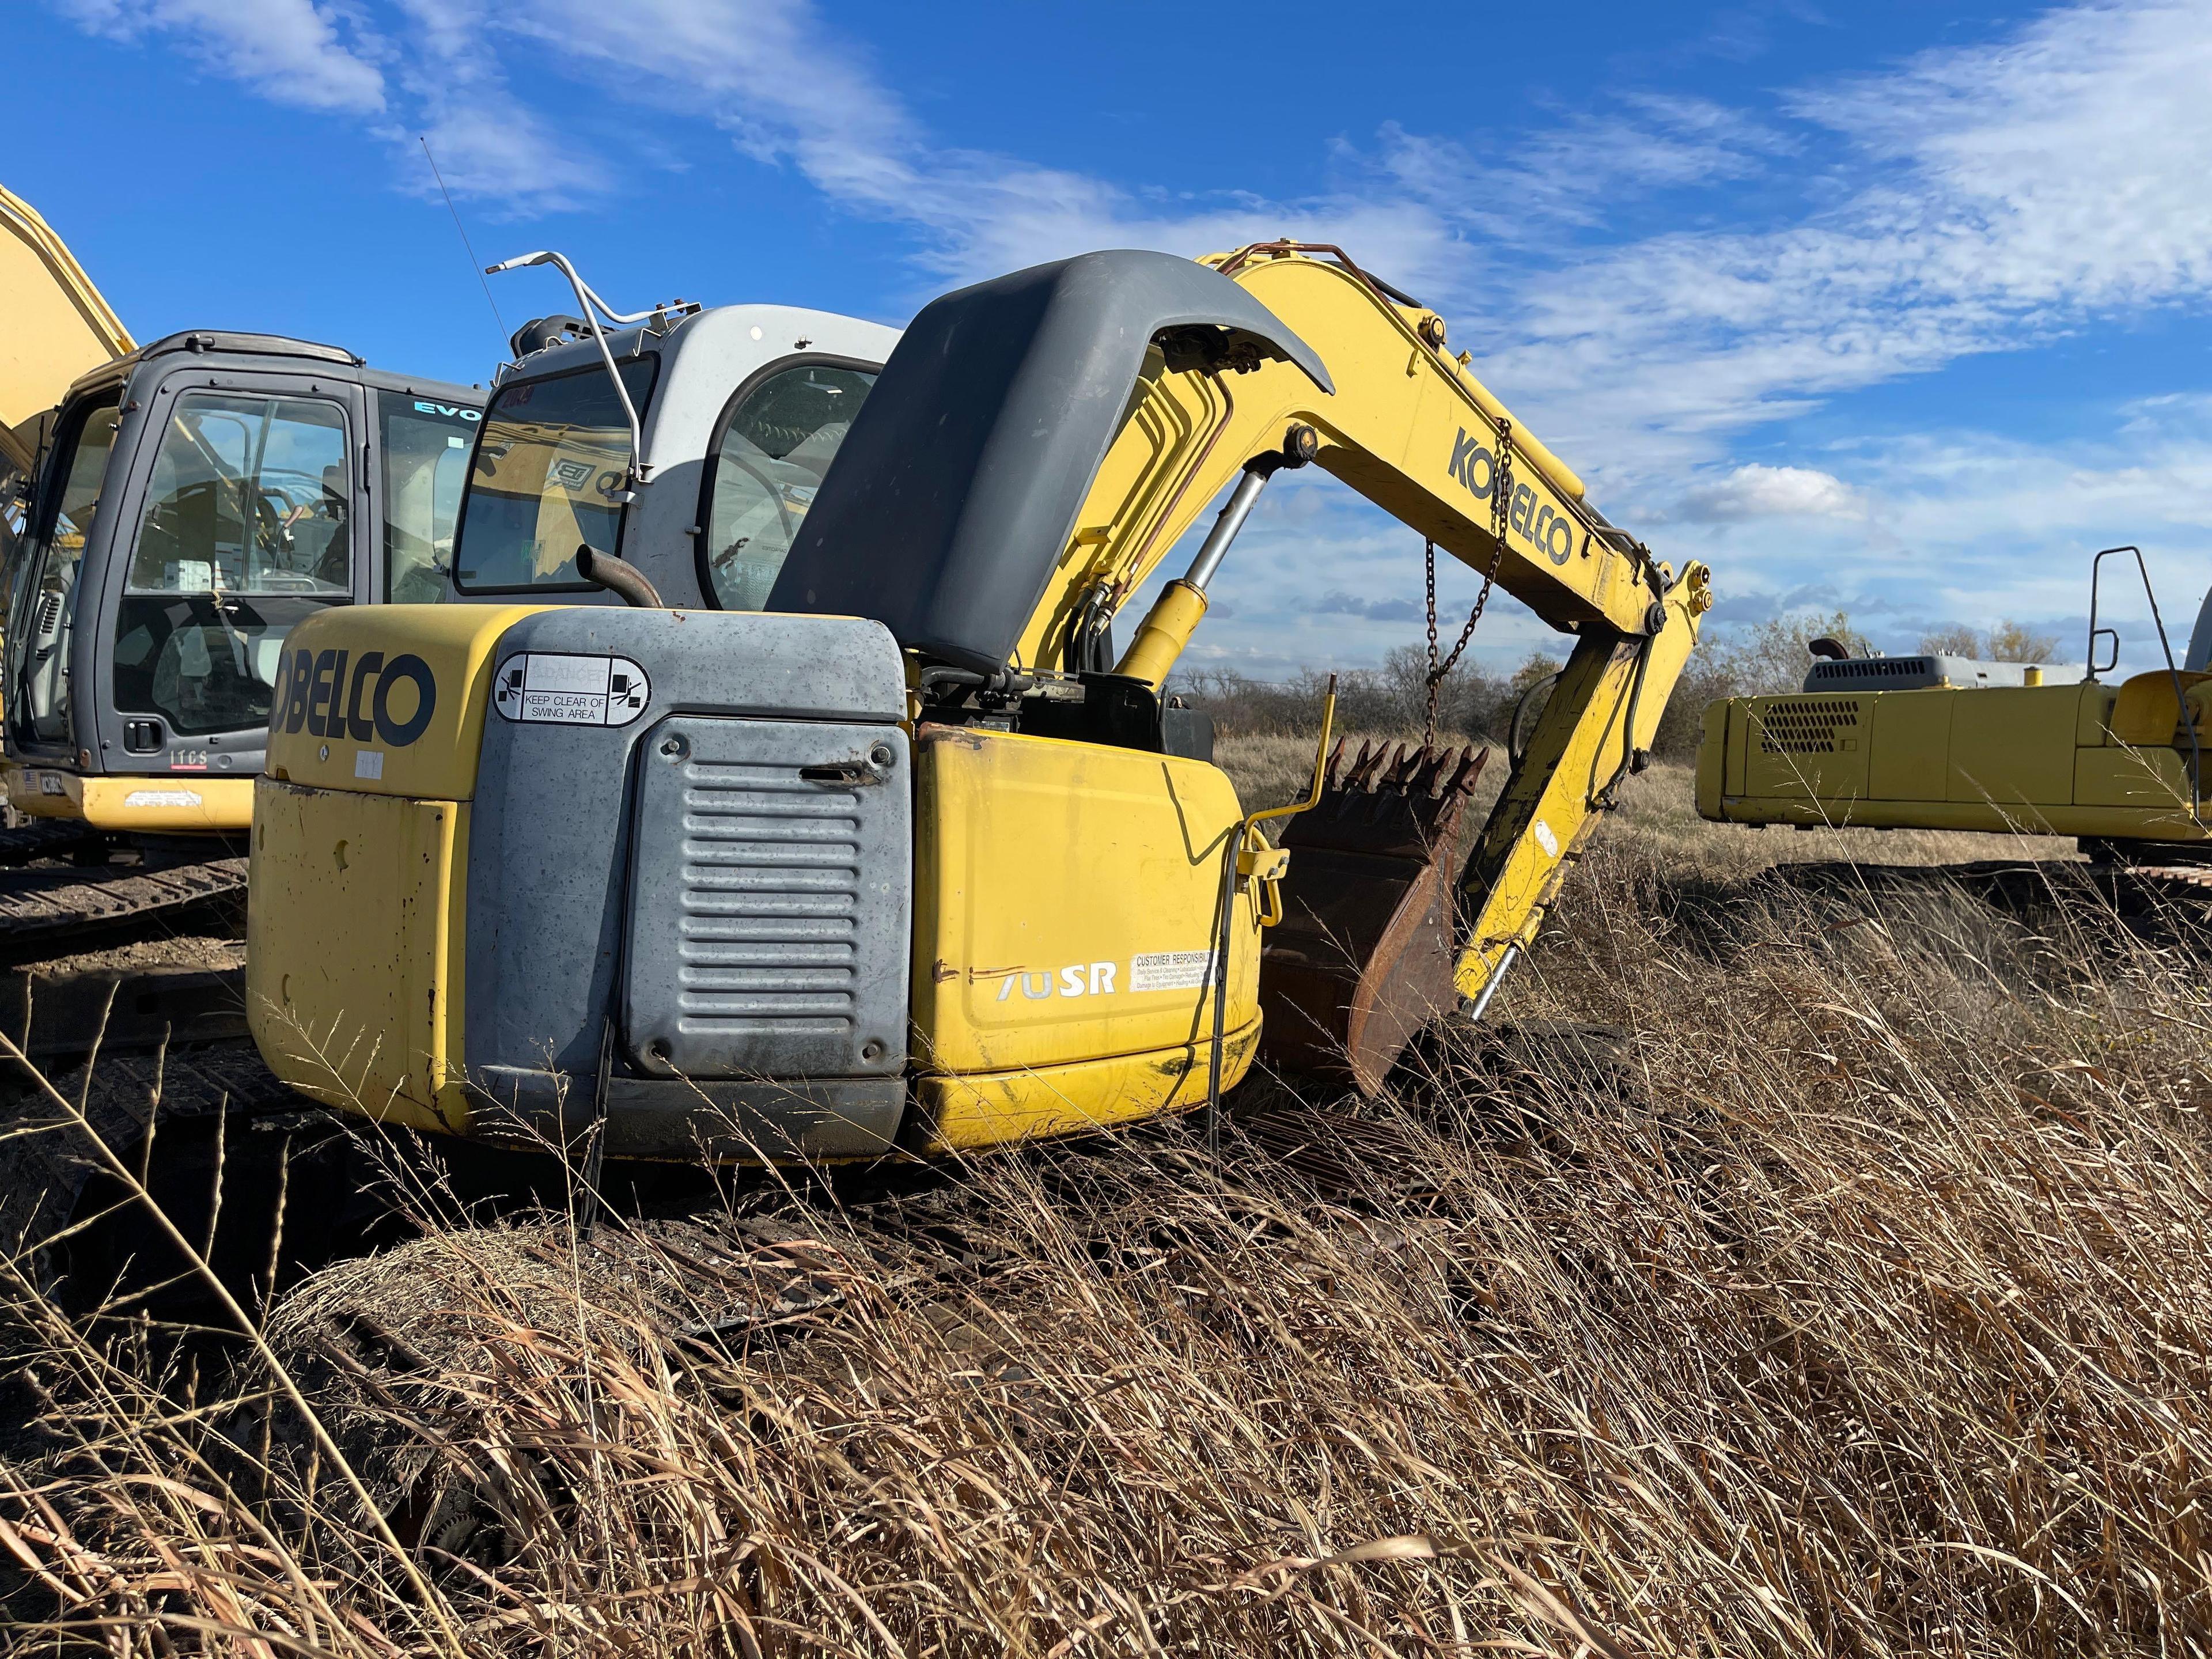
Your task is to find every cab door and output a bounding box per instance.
[90,370,368,780]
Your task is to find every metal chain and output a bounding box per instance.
[1422,418,1513,749]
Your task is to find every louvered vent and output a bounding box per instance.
[671,760,862,1041]
[1756,698,1861,755]
[1808,656,1930,683]
[625,716,910,1081]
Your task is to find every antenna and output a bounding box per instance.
[420,136,508,350]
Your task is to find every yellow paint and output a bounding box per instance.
[911,726,1262,1093]
[1697,673,2212,844]
[1116,578,1209,687]
[1695,702,1726,820]
[0,184,133,466]
[2108,669,2212,746]
[1455,562,1710,1000]
[915,1020,1261,1153]
[1946,687,2077,805]
[1868,691,1953,801]
[246,778,472,1132]
[263,603,551,800]
[4,768,255,831]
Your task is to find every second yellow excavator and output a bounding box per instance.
[1696,546,2212,869]
[247,244,1711,1162]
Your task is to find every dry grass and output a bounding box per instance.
[2,763,2209,1655]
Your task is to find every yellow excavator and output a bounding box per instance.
[1696,545,2212,868]
[246,244,1711,1164]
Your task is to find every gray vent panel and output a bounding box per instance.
[624,717,910,1081]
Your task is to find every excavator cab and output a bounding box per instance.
[0,337,480,847]
[247,248,1710,1163]
[443,287,898,610]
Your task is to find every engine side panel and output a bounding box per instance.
[624,714,910,1080]
[910,726,1261,1090]
[1696,676,2212,842]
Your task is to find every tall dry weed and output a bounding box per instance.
[1,772,2207,1654]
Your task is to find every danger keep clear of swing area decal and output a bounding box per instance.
[492,653,653,728]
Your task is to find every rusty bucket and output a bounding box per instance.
[1257,738,1486,1094]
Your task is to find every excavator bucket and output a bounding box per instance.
[1257,738,1487,1094]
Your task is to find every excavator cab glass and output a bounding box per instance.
[702,362,876,610]
[6,389,121,745]
[378,392,474,603]
[453,356,657,592]
[112,391,354,740]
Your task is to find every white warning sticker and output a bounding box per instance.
[1130,950,1214,993]
[491,653,652,728]
[123,789,202,809]
[354,749,384,780]
[1532,817,1559,858]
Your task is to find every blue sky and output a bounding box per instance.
[22,0,2212,677]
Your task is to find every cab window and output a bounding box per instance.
[701,362,876,610]
[380,393,476,601]
[111,392,354,738]
[453,357,656,592]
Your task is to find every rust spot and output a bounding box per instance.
[925,725,989,751]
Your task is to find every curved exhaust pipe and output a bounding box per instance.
[575,543,664,609]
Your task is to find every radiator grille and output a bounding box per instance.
[1809,656,1930,683]
[671,762,862,1039]
[1756,698,1861,755]
[626,716,909,1081]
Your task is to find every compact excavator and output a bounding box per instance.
[245,244,1711,1168]
[1696,546,2212,872]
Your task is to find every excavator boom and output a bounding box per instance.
[1009,245,1709,1040]
[0,186,132,475]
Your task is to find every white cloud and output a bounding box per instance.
[1478,0,2212,476]
[381,0,610,207]
[1673,464,1861,523]
[57,0,385,112]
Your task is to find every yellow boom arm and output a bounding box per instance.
[1034,245,1711,1005]
[0,184,133,472]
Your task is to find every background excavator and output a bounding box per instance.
[246,244,1711,1172]
[1696,546,2212,889]
[0,180,486,955]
